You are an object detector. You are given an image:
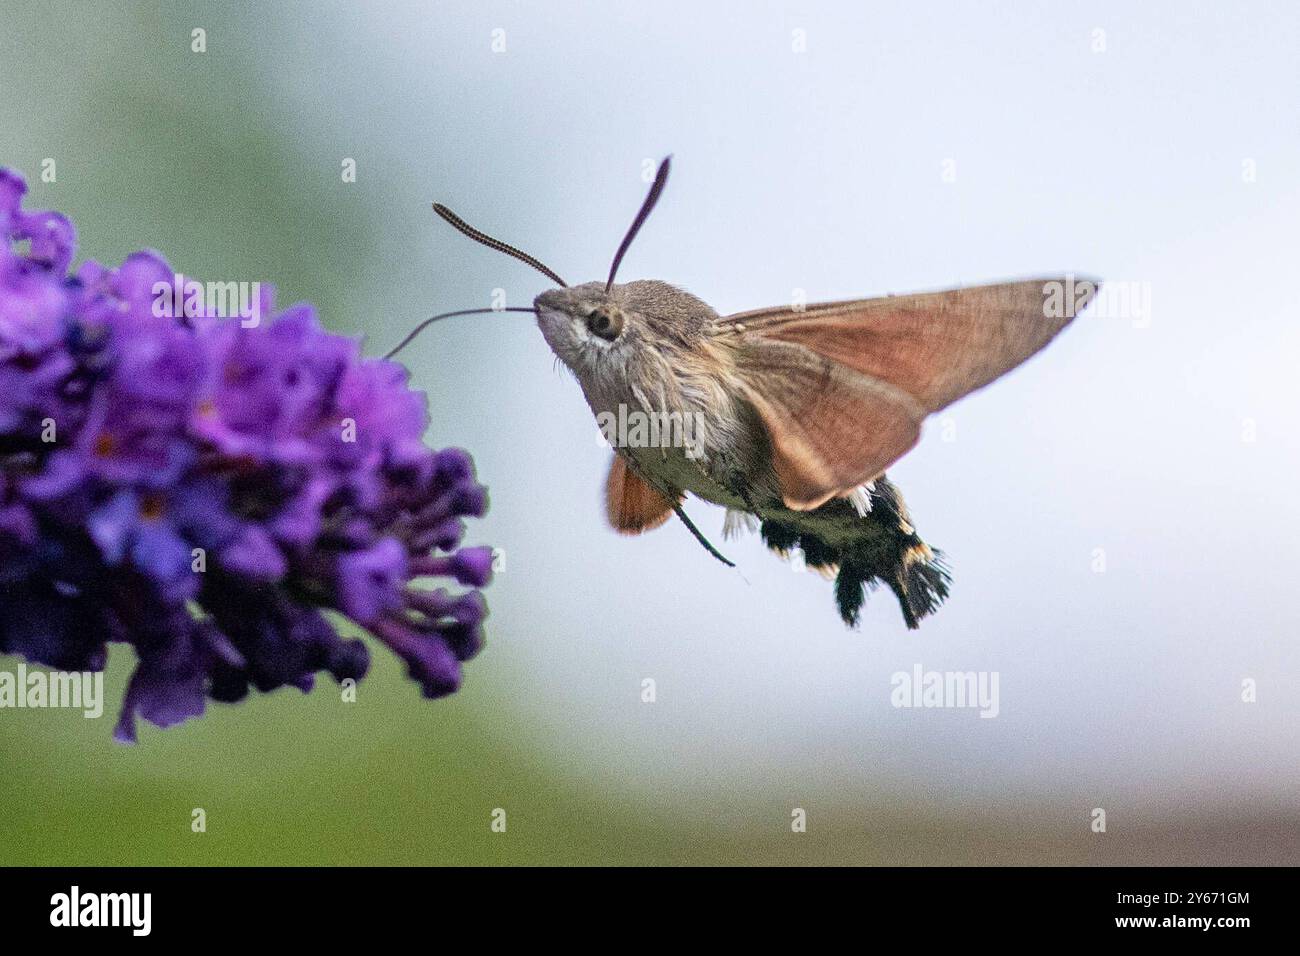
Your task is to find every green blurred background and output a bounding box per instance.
[2,1,1297,865]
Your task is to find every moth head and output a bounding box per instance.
[534,284,625,352]
[533,280,715,380]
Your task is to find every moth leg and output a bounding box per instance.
[671,502,736,568]
[623,450,736,568]
[733,483,761,516]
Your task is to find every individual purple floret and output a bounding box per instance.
[0,168,492,741]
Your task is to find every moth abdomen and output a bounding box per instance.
[759,477,950,629]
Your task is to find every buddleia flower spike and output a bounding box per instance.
[0,167,494,741]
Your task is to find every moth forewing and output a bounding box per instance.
[723,278,1094,414]
[719,278,1095,509]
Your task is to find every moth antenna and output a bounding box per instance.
[605,155,671,293]
[432,203,568,288]
[383,306,537,360]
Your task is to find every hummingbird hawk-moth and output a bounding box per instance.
[390,157,1096,627]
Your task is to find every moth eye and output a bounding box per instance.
[586,307,624,341]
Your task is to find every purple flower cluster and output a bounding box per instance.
[0,168,492,741]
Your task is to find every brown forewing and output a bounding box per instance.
[726,278,1089,510]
